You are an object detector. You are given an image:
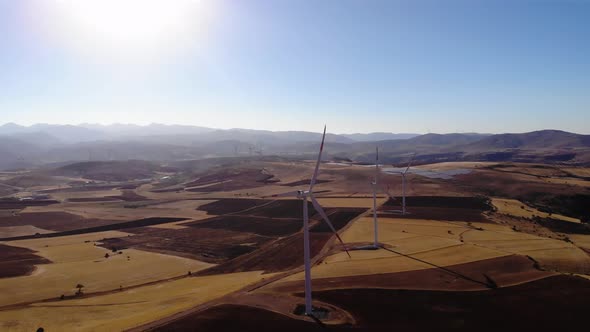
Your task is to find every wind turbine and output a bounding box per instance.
[271,125,350,317]
[355,146,393,249]
[371,147,379,248]
[391,154,415,215]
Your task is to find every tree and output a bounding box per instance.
[75,284,84,295]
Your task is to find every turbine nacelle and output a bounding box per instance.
[297,190,309,199]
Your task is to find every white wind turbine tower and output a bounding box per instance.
[271,125,350,316]
[392,154,415,215]
[371,147,379,248]
[355,146,389,250]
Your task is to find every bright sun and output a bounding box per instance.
[46,0,207,57]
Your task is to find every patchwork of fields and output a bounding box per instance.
[1,161,589,331]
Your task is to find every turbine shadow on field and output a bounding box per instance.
[307,313,328,329]
[380,246,495,289]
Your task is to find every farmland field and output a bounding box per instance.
[1,161,589,331]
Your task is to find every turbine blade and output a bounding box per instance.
[404,153,416,174]
[309,125,327,192]
[379,185,395,201]
[376,184,395,202]
[310,195,351,258]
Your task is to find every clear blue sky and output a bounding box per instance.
[0,0,588,134]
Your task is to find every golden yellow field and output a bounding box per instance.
[277,216,509,281]
[0,271,270,332]
[0,231,213,306]
[492,198,580,223]
[563,167,590,178]
[413,162,498,170]
[277,211,590,282]
[2,161,589,330]
[541,177,590,187]
[23,198,217,221]
[49,189,123,201]
[569,234,590,250]
[0,225,54,238]
[316,197,388,208]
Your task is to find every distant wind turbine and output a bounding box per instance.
[362,146,394,249]
[371,147,379,248]
[270,125,350,316]
[391,154,415,215]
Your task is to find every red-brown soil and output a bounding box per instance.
[0,244,51,278]
[0,199,59,210]
[378,207,490,222]
[186,215,302,237]
[246,200,316,219]
[197,199,316,219]
[0,212,117,232]
[188,207,364,238]
[154,275,590,332]
[456,169,552,197]
[196,199,274,215]
[40,185,121,193]
[280,179,332,186]
[311,208,366,232]
[107,190,149,202]
[379,196,492,222]
[196,232,333,275]
[153,305,316,332]
[100,227,271,264]
[67,197,121,202]
[185,169,276,192]
[535,216,590,235]
[382,196,492,210]
[150,187,184,193]
[272,255,550,293]
[53,160,166,181]
[0,215,186,241]
[117,183,141,190]
[188,201,364,273]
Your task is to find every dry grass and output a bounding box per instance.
[0,271,270,332]
[279,242,506,281]
[277,213,590,281]
[22,198,215,221]
[414,162,498,170]
[315,197,387,209]
[0,225,54,238]
[569,234,590,249]
[147,219,195,230]
[563,167,590,178]
[541,177,590,187]
[50,189,123,201]
[0,231,213,306]
[492,198,580,223]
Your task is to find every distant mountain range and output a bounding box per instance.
[0,123,589,169]
[0,123,417,145]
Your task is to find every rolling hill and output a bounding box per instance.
[0,124,589,168]
[463,130,590,150]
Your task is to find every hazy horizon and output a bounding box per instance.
[1,121,588,136]
[1,0,589,134]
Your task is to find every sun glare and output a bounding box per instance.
[45,0,207,58]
